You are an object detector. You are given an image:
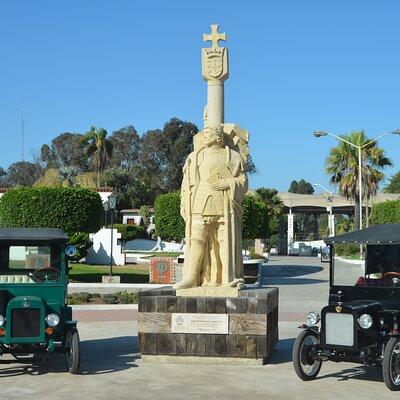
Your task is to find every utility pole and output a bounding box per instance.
[21,103,25,161]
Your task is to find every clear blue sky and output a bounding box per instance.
[1,0,400,192]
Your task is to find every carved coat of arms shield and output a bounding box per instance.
[207,54,223,78]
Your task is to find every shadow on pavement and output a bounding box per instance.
[80,336,140,374]
[263,277,327,285]
[266,338,295,365]
[264,265,323,278]
[0,336,140,376]
[319,365,383,383]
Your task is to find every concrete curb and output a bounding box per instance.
[71,304,138,311]
[68,283,172,294]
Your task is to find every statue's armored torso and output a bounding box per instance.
[192,147,224,216]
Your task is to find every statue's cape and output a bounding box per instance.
[181,146,248,285]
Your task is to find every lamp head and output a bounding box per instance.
[108,194,117,210]
[391,129,400,135]
[313,130,328,138]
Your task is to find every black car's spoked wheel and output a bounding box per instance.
[64,328,81,374]
[293,330,322,381]
[383,337,400,391]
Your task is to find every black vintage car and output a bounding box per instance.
[293,224,400,391]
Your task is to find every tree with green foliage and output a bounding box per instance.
[0,186,103,234]
[140,205,151,229]
[370,200,400,225]
[6,161,43,187]
[289,179,315,194]
[325,130,392,230]
[81,127,113,188]
[384,171,400,193]
[108,126,141,168]
[254,187,284,235]
[112,223,147,242]
[242,195,270,240]
[154,192,185,241]
[288,179,318,239]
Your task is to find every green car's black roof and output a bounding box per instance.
[325,224,400,245]
[0,228,69,242]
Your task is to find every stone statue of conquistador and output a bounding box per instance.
[174,24,250,294]
[174,126,248,289]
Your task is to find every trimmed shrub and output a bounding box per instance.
[113,223,147,242]
[334,243,360,257]
[68,232,93,261]
[370,200,400,225]
[242,195,269,240]
[0,186,103,234]
[154,192,185,241]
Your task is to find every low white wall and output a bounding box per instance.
[86,228,125,266]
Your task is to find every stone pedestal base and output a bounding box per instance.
[138,287,278,362]
[176,286,240,298]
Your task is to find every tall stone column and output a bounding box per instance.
[202,25,229,129]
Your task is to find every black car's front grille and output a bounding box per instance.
[10,308,41,338]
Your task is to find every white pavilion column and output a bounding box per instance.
[287,208,294,255]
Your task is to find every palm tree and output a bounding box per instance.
[81,127,113,188]
[325,130,392,230]
[58,166,81,187]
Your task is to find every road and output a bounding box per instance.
[1,256,399,399]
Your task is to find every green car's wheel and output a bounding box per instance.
[383,337,400,391]
[293,330,322,381]
[64,327,81,374]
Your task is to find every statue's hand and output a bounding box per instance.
[211,179,230,191]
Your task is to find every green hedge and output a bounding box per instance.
[370,200,400,225]
[0,187,103,234]
[113,223,147,242]
[68,232,93,261]
[242,195,269,240]
[154,191,270,242]
[154,192,185,241]
[334,243,360,257]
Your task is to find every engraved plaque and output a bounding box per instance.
[171,313,229,334]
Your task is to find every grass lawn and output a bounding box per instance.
[124,251,182,258]
[69,262,149,283]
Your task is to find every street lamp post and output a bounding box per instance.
[313,129,400,230]
[312,183,334,237]
[107,194,117,277]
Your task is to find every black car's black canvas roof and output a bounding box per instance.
[0,228,69,242]
[325,224,400,245]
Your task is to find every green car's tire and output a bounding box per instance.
[64,327,81,374]
[383,337,400,391]
[293,330,322,381]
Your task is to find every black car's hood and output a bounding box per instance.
[324,299,383,316]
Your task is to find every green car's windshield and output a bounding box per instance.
[333,244,400,287]
[0,244,62,284]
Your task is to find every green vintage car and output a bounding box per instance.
[0,227,80,373]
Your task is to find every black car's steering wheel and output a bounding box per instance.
[33,267,61,283]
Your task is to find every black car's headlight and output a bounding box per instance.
[358,314,373,329]
[306,311,320,325]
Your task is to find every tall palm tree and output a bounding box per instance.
[81,127,113,188]
[325,130,392,230]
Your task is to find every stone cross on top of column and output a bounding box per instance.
[203,24,227,49]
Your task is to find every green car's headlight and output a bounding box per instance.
[0,315,5,326]
[46,313,60,327]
